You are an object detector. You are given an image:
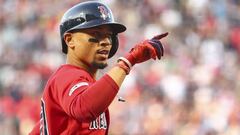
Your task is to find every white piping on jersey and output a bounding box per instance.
[69,82,89,96]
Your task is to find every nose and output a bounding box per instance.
[99,37,112,47]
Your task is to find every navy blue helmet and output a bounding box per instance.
[60,1,126,58]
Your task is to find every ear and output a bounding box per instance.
[64,33,75,48]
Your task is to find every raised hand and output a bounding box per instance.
[119,32,168,67]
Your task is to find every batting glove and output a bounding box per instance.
[117,32,168,74]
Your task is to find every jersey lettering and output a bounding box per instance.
[40,99,49,135]
[89,112,107,130]
[99,112,107,129]
[89,119,98,129]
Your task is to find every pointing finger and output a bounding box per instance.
[152,32,169,40]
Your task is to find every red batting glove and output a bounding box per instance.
[118,32,168,68]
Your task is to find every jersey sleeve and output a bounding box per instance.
[54,69,119,122]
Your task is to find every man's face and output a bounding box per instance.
[65,25,113,69]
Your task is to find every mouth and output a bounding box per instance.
[96,49,110,59]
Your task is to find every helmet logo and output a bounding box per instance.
[98,6,108,20]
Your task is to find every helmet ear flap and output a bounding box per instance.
[61,39,68,54]
[108,35,119,58]
[60,24,68,54]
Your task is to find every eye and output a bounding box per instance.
[90,31,112,40]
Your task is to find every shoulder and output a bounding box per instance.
[54,64,92,81]
[43,64,93,98]
[45,64,94,90]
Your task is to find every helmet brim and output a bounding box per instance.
[67,21,127,34]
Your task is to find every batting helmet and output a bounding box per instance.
[60,1,126,58]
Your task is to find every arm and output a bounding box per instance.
[107,33,168,87]
[107,61,127,87]
[68,33,168,121]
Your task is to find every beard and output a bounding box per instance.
[92,61,108,69]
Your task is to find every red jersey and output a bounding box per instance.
[30,64,119,135]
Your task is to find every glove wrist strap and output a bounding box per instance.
[116,62,130,75]
[117,57,132,68]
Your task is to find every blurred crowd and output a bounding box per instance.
[1,0,240,135]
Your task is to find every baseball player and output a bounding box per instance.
[29,1,168,135]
